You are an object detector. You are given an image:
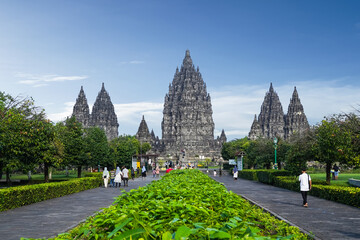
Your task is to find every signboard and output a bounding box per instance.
[229,159,236,165]
[238,158,243,171]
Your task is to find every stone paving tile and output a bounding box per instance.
[210,174,360,240]
[0,176,159,240]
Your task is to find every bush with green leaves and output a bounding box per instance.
[273,176,360,208]
[0,177,102,212]
[237,170,292,184]
[47,170,308,240]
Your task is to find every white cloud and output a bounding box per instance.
[16,73,88,87]
[47,102,74,122]
[119,60,145,65]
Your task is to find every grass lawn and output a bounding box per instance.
[310,173,360,186]
[10,173,78,181]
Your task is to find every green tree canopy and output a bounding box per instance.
[83,126,111,170]
[314,117,353,184]
[110,135,139,168]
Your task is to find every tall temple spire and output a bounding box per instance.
[91,83,119,140]
[136,115,151,144]
[284,86,309,138]
[182,49,194,69]
[72,86,90,127]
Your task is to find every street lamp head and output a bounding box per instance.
[273,137,278,144]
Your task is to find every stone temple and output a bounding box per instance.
[136,50,226,160]
[72,83,119,140]
[248,83,309,140]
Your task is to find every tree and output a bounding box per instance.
[285,130,316,175]
[0,92,47,182]
[60,116,87,178]
[314,117,353,184]
[33,119,64,183]
[245,139,274,169]
[109,135,139,168]
[83,127,111,170]
[221,137,250,160]
[340,112,360,167]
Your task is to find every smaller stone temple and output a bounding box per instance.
[249,83,309,140]
[72,83,119,140]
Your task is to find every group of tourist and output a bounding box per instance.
[102,166,131,188]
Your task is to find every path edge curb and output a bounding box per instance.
[239,194,320,240]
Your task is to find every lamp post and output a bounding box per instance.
[273,137,278,170]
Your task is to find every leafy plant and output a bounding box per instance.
[44,170,308,240]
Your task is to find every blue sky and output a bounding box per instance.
[1,0,360,141]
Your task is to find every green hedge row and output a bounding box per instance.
[0,176,102,212]
[273,176,360,208]
[237,169,292,184]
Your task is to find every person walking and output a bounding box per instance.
[141,165,147,180]
[333,164,340,180]
[109,168,115,187]
[131,167,135,180]
[233,165,238,180]
[114,166,122,187]
[299,168,312,207]
[155,166,160,178]
[122,166,129,187]
[102,167,110,188]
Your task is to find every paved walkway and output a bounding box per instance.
[2,173,360,240]
[0,176,158,240]
[210,174,360,240]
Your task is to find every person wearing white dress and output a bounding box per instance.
[114,166,122,187]
[102,167,110,188]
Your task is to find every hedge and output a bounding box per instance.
[237,169,292,184]
[0,176,102,212]
[273,176,360,208]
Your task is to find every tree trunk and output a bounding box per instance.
[44,163,49,183]
[6,169,11,185]
[77,166,82,178]
[278,162,282,170]
[0,162,3,180]
[326,162,331,185]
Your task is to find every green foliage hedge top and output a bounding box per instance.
[273,176,360,208]
[50,170,308,240]
[0,177,102,212]
[237,169,292,185]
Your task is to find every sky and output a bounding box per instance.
[1,0,360,141]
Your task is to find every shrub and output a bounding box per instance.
[237,169,292,184]
[48,170,308,240]
[237,169,258,181]
[273,176,360,208]
[0,177,102,212]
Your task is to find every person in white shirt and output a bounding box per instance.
[122,166,129,187]
[102,167,110,188]
[299,168,312,207]
[114,167,122,187]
